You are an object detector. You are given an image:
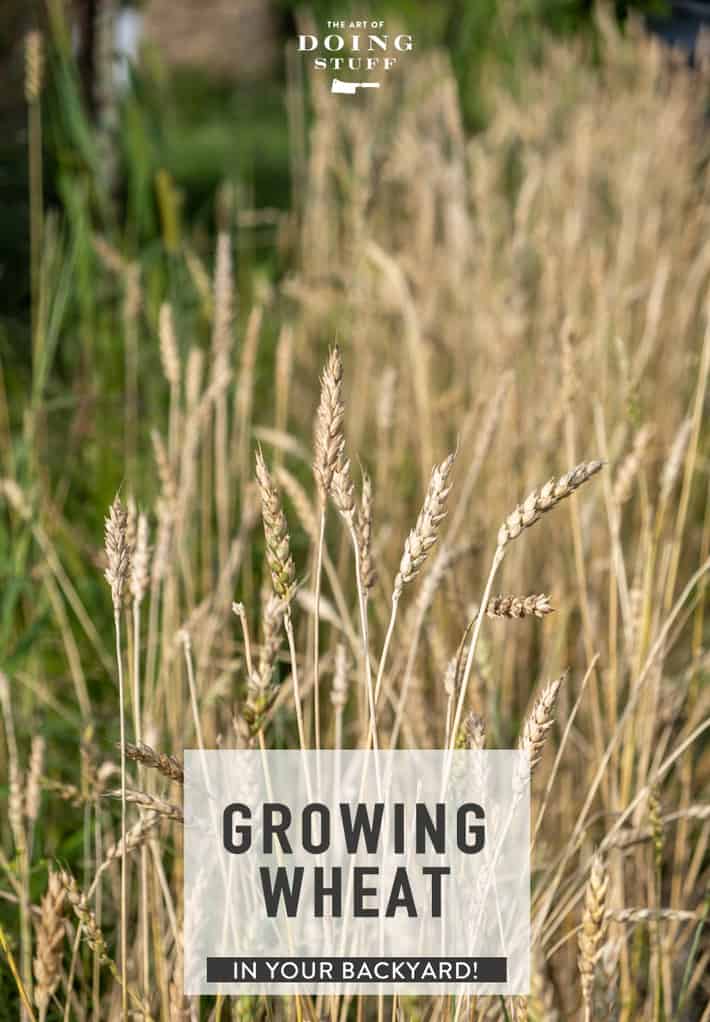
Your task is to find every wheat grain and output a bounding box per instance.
[487,594,553,619]
[394,452,455,599]
[660,418,692,505]
[151,429,177,510]
[497,461,603,548]
[26,735,45,826]
[578,854,608,1019]
[513,996,528,1022]
[33,871,65,1020]
[107,789,183,822]
[104,494,130,1021]
[24,31,43,103]
[331,455,357,522]
[103,813,161,865]
[124,742,184,783]
[211,231,233,366]
[59,871,109,962]
[104,496,129,612]
[465,712,486,750]
[129,513,150,606]
[613,424,654,505]
[518,672,566,774]
[159,302,180,387]
[608,907,700,924]
[356,472,376,592]
[314,346,345,502]
[255,448,296,602]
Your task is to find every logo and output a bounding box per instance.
[297,19,414,93]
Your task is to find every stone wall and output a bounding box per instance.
[142,0,280,79]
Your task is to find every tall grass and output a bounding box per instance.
[0,12,708,1022]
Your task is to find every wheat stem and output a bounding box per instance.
[284,609,313,800]
[313,506,326,759]
[114,610,128,1022]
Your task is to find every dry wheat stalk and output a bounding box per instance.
[59,871,109,963]
[331,644,349,750]
[255,448,296,602]
[8,762,25,851]
[518,672,566,775]
[104,494,129,1020]
[151,430,177,510]
[237,597,280,739]
[211,231,233,365]
[102,813,161,866]
[26,735,45,827]
[257,593,286,690]
[244,459,302,745]
[104,497,130,612]
[529,952,560,1022]
[497,461,603,548]
[578,854,608,1020]
[107,789,183,822]
[331,455,357,522]
[24,31,43,103]
[126,496,137,559]
[330,644,349,711]
[443,654,458,701]
[356,472,376,592]
[124,742,184,783]
[41,777,85,807]
[608,907,700,924]
[159,302,180,388]
[373,451,456,753]
[313,345,359,754]
[276,465,318,539]
[613,424,654,505]
[513,996,528,1022]
[487,594,553,619]
[169,933,189,1021]
[129,513,150,607]
[465,712,487,750]
[660,418,692,505]
[394,452,455,599]
[33,870,65,1021]
[185,347,204,411]
[92,234,126,276]
[313,346,345,502]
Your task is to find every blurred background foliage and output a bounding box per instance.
[0,0,695,709]
[0,0,679,325]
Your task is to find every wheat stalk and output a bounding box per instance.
[519,673,566,772]
[487,594,553,619]
[356,471,377,593]
[107,789,183,822]
[59,871,109,963]
[374,453,455,722]
[159,302,180,389]
[312,346,345,758]
[255,448,296,603]
[578,854,608,1022]
[314,346,345,502]
[449,460,601,778]
[103,495,129,1022]
[24,31,43,104]
[124,742,184,783]
[464,712,486,751]
[394,453,455,598]
[497,461,603,548]
[33,871,65,1022]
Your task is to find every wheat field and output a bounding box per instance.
[0,13,709,1022]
